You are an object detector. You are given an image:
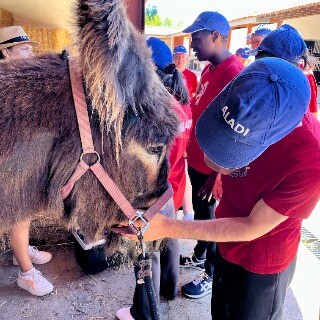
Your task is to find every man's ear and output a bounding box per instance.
[211,31,219,43]
[1,48,11,59]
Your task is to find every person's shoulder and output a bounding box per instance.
[220,55,244,81]
[184,68,197,77]
[226,54,245,71]
[302,112,320,148]
[276,112,320,158]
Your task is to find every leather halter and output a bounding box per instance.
[60,59,173,234]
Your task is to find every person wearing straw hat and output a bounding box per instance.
[0,26,39,60]
[0,25,53,297]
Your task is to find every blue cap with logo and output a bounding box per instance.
[146,37,173,72]
[173,45,188,54]
[246,24,272,40]
[196,57,310,169]
[235,46,251,59]
[182,11,230,35]
[257,24,307,63]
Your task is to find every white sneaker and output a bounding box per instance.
[13,246,52,266]
[116,307,134,320]
[183,212,194,221]
[17,268,54,296]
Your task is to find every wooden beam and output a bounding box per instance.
[126,0,145,32]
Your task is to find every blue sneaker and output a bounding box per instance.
[182,272,212,299]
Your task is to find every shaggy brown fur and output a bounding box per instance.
[0,0,178,254]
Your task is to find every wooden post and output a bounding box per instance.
[126,0,145,32]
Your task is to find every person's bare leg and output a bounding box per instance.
[10,219,33,272]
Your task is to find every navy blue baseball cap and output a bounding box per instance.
[173,45,187,54]
[196,57,310,169]
[183,11,230,35]
[146,37,173,72]
[257,24,307,63]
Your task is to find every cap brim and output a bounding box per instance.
[0,40,39,50]
[182,23,206,34]
[195,88,268,169]
[248,48,258,56]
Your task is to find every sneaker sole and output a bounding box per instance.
[17,278,54,297]
[182,289,212,299]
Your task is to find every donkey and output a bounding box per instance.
[0,0,178,255]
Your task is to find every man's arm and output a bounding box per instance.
[139,199,288,242]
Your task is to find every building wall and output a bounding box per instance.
[284,15,320,40]
[0,7,13,27]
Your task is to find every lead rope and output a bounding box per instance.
[131,228,160,320]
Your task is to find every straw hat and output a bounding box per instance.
[0,26,39,50]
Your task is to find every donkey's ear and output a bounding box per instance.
[74,0,174,131]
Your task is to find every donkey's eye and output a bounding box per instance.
[147,145,163,155]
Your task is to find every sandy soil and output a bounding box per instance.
[0,239,211,320]
[0,234,305,320]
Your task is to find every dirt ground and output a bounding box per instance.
[0,236,306,320]
[0,239,212,320]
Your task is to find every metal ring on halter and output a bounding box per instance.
[80,149,101,165]
[129,210,149,234]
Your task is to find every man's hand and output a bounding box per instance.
[120,213,171,242]
[213,173,223,201]
[198,172,216,202]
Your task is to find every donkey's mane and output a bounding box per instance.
[75,0,176,152]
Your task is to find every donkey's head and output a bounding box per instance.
[68,0,179,249]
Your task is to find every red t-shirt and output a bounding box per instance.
[304,70,318,113]
[182,68,198,98]
[187,55,244,174]
[168,103,192,210]
[216,112,320,274]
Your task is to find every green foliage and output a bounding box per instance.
[145,4,158,18]
[163,17,173,27]
[145,4,161,25]
[145,4,175,27]
[146,14,163,26]
[177,21,184,27]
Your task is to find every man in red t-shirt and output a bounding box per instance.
[132,58,320,320]
[179,11,244,299]
[173,45,198,99]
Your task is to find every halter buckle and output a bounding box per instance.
[129,210,149,234]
